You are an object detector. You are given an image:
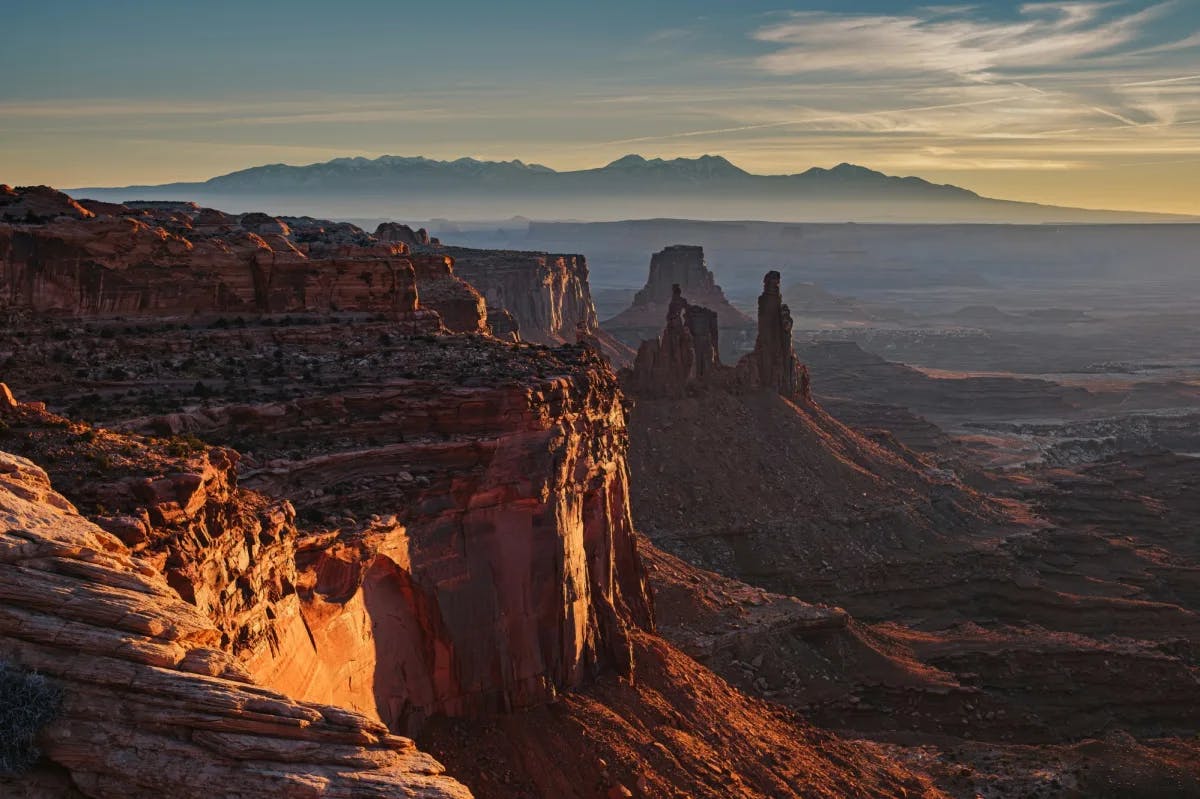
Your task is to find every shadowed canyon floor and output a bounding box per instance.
[615,272,1200,796]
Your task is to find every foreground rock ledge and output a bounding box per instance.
[0,449,472,799]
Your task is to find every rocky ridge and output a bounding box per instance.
[0,185,484,333]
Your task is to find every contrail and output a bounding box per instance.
[1121,74,1200,87]
[1089,106,1141,126]
[599,95,1025,145]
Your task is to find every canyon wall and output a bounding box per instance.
[0,189,655,761]
[1,315,654,736]
[433,247,597,345]
[0,186,486,332]
[428,245,636,363]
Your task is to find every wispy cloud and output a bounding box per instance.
[3,2,1199,213]
[599,95,1029,145]
[751,2,1176,80]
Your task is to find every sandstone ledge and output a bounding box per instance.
[0,449,472,798]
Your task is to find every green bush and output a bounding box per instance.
[0,661,64,776]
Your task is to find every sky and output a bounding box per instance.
[2,0,1199,213]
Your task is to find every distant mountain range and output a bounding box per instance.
[72,154,1196,224]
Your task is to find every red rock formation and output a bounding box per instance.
[488,305,520,341]
[75,198,134,218]
[627,285,704,398]
[632,246,725,308]
[191,206,237,234]
[375,222,432,247]
[736,270,811,402]
[432,246,637,365]
[239,211,291,237]
[182,356,650,730]
[626,272,810,402]
[0,184,94,222]
[0,217,425,318]
[0,325,653,735]
[437,248,595,344]
[0,445,471,799]
[603,245,754,361]
[0,188,487,329]
[408,254,488,334]
[685,302,721,379]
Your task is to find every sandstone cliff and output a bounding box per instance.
[0,324,654,735]
[433,246,635,363]
[0,186,484,332]
[0,318,957,799]
[432,247,596,344]
[408,253,489,334]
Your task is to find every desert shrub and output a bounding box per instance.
[166,435,207,458]
[0,661,64,776]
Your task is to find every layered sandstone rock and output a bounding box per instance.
[1,322,653,734]
[430,245,636,364]
[604,245,754,361]
[0,187,462,326]
[0,446,471,799]
[408,254,488,334]
[239,211,291,237]
[686,302,721,379]
[139,344,652,731]
[435,247,596,344]
[0,216,424,318]
[487,306,520,342]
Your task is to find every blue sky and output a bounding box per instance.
[3,1,1199,211]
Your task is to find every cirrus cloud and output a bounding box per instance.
[752,2,1178,80]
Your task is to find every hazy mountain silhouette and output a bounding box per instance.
[73,154,1194,223]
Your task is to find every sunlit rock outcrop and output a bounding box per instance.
[0,432,471,798]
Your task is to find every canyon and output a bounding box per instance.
[1,184,1198,798]
[616,278,1200,797]
[0,187,940,798]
